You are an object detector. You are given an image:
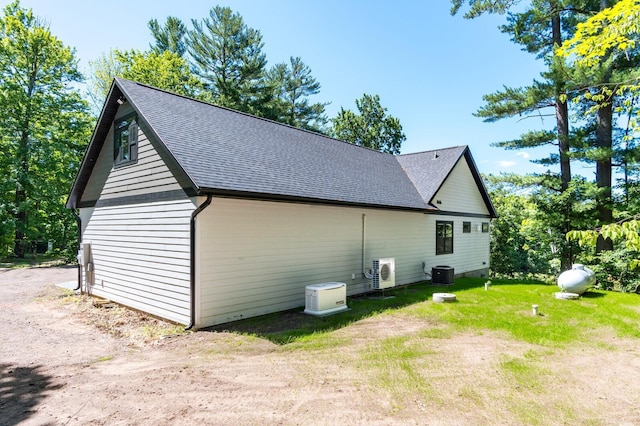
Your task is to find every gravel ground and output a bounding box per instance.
[1,265,640,426]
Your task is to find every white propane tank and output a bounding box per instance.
[557,264,596,295]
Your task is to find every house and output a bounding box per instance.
[66,78,497,328]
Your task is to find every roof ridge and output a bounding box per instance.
[397,145,467,157]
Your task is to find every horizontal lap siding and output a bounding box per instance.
[101,131,182,200]
[83,199,195,324]
[432,157,490,215]
[425,156,491,276]
[195,198,429,327]
[424,214,490,275]
[80,104,194,324]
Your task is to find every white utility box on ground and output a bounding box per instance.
[304,282,349,316]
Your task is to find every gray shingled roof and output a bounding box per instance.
[118,78,427,209]
[397,146,467,207]
[68,78,495,216]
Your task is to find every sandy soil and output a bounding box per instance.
[1,266,639,426]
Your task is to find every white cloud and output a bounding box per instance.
[516,151,530,159]
[499,161,517,167]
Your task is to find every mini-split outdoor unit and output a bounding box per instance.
[372,257,396,290]
[304,282,349,316]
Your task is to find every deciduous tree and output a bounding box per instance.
[87,49,202,111]
[331,94,405,154]
[0,1,92,257]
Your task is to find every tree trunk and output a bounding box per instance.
[552,11,571,192]
[596,100,614,252]
[551,2,573,269]
[594,0,614,253]
[13,129,29,258]
[13,62,38,258]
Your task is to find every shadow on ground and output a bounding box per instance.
[203,280,467,344]
[0,363,61,426]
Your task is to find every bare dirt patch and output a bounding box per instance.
[1,266,639,425]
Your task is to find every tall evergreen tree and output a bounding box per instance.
[187,6,272,116]
[148,16,187,57]
[267,56,328,132]
[0,1,92,257]
[451,0,602,268]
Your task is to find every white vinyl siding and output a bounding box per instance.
[432,157,490,215]
[82,199,195,324]
[195,198,449,327]
[425,214,490,274]
[78,102,194,324]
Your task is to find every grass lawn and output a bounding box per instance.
[208,277,640,347]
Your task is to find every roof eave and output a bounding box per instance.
[66,78,200,209]
[198,187,430,212]
[65,81,123,209]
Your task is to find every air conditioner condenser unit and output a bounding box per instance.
[372,257,396,290]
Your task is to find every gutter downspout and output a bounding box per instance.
[186,194,213,330]
[72,209,82,292]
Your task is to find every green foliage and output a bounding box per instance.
[475,80,555,122]
[187,6,272,116]
[87,49,202,109]
[148,16,187,57]
[89,6,330,133]
[590,247,640,292]
[116,50,202,98]
[0,0,93,258]
[330,94,406,154]
[486,175,553,276]
[559,0,640,67]
[266,56,328,132]
[567,218,640,291]
[86,49,124,113]
[450,0,517,18]
[559,0,640,131]
[487,174,596,274]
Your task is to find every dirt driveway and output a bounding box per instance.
[1,266,640,425]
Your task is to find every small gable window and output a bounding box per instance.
[114,113,138,167]
[463,221,471,233]
[436,221,453,255]
[482,222,490,233]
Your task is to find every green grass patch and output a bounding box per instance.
[0,255,68,268]
[359,335,436,406]
[408,278,640,347]
[206,277,640,348]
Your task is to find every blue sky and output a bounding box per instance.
[9,0,571,177]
